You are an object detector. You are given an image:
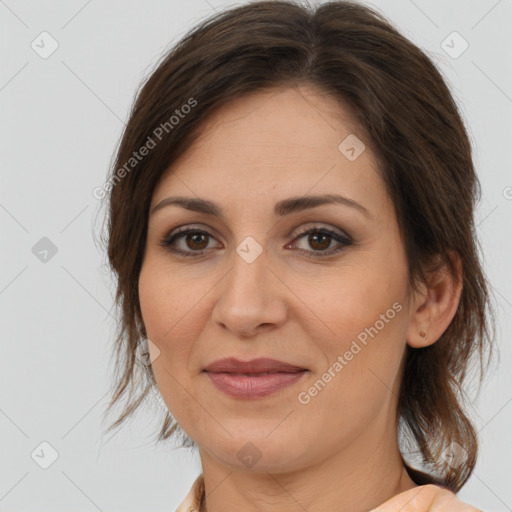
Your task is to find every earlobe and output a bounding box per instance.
[407,298,434,349]
[406,252,462,349]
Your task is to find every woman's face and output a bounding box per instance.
[139,85,417,473]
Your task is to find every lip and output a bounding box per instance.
[203,357,308,399]
[203,357,307,374]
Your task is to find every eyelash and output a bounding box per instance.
[159,224,353,259]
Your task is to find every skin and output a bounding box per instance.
[138,85,475,511]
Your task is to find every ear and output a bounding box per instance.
[406,251,463,348]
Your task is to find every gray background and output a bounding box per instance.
[0,0,510,510]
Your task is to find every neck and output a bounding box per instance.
[198,424,418,511]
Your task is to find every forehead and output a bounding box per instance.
[151,85,389,219]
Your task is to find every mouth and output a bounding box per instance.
[203,358,308,399]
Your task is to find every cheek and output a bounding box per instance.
[291,261,408,400]
[291,259,406,343]
[138,262,210,419]
[138,261,203,347]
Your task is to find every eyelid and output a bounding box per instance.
[290,222,351,240]
[164,223,222,241]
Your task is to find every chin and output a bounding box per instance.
[201,430,309,473]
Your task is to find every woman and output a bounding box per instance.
[99,1,495,510]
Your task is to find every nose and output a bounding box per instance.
[210,245,288,338]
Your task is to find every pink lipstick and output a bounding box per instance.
[203,357,308,399]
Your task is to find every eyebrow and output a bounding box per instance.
[151,193,370,218]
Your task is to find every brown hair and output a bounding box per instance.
[97,0,497,492]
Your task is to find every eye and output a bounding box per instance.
[287,226,353,257]
[159,224,353,258]
[159,226,219,257]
